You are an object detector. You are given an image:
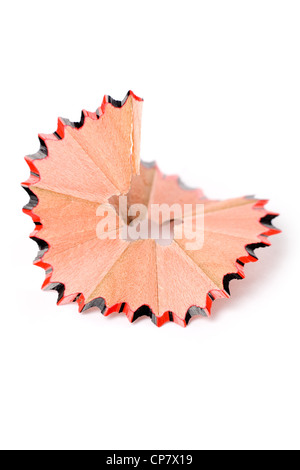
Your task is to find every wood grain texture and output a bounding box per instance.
[67,95,140,195]
[156,242,227,319]
[23,92,280,327]
[86,239,159,312]
[32,131,118,203]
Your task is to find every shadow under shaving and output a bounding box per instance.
[192,232,285,324]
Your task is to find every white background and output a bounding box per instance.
[0,0,299,450]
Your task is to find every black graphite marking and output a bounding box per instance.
[141,160,156,169]
[132,305,153,322]
[23,187,39,211]
[82,297,106,314]
[188,306,207,318]
[43,282,65,303]
[246,242,268,260]
[119,303,126,313]
[260,213,279,231]
[223,273,243,295]
[106,91,131,108]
